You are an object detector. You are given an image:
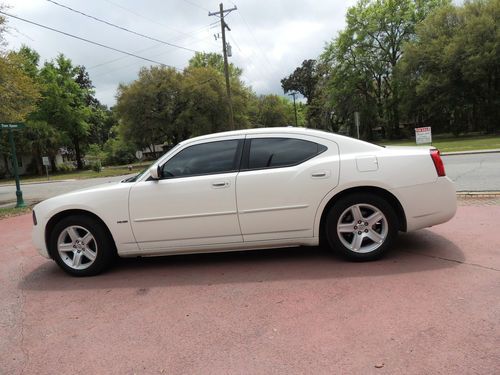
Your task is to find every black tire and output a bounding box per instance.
[48,215,116,276]
[325,193,399,261]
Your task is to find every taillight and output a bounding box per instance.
[430,149,446,177]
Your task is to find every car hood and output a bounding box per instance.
[34,180,132,212]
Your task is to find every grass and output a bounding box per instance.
[0,162,150,186]
[380,135,500,152]
[0,205,32,220]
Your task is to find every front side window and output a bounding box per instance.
[162,140,240,178]
[247,138,327,169]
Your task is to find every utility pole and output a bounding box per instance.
[288,92,298,126]
[209,3,237,130]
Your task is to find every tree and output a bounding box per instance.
[400,0,500,134]
[0,51,40,122]
[253,95,295,127]
[115,66,184,157]
[35,54,91,169]
[320,0,450,139]
[115,56,255,150]
[189,52,242,78]
[0,45,41,176]
[281,59,318,104]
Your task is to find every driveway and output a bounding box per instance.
[0,198,499,374]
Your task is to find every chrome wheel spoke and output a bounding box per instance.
[58,243,74,253]
[351,234,363,252]
[66,227,79,242]
[366,229,384,244]
[366,211,383,226]
[72,251,83,267]
[338,223,355,233]
[81,232,93,245]
[82,248,96,261]
[351,205,363,222]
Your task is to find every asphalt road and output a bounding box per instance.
[442,153,500,191]
[0,174,132,206]
[0,152,498,206]
[1,200,498,374]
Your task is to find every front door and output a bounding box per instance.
[129,138,244,252]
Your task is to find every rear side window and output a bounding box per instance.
[247,138,327,169]
[162,140,241,178]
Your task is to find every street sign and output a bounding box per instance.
[1,123,25,130]
[2,123,26,207]
[42,156,50,166]
[135,150,143,160]
[415,126,432,144]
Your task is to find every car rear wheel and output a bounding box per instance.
[49,215,115,276]
[325,193,398,261]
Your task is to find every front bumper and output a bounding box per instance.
[32,211,50,259]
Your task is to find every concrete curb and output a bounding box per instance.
[441,148,500,156]
[457,191,500,197]
[0,179,76,188]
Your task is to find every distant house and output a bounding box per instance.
[0,153,32,177]
[0,148,71,178]
[141,143,174,159]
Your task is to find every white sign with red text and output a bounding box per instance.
[415,126,432,144]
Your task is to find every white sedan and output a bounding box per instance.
[32,127,456,276]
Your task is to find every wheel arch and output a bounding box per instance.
[44,209,117,259]
[318,186,407,243]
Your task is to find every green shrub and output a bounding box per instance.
[103,138,136,165]
[57,163,76,173]
[91,160,102,172]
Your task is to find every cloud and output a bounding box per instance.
[3,0,355,106]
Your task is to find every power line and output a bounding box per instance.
[102,0,193,40]
[230,1,275,73]
[0,10,179,69]
[88,42,165,70]
[181,0,210,13]
[46,0,199,54]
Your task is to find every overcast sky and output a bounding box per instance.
[3,0,356,106]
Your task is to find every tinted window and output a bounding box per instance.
[247,138,327,169]
[162,140,240,178]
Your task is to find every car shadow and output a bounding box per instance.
[20,229,465,291]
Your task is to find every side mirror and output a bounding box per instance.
[149,165,161,180]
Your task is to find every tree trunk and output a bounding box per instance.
[73,137,83,170]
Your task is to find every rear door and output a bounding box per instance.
[236,134,340,242]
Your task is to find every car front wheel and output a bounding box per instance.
[325,193,398,261]
[49,215,115,276]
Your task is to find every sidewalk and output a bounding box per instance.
[441,148,500,156]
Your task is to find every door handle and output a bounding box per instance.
[211,181,230,188]
[311,171,329,178]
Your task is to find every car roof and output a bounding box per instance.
[184,127,337,143]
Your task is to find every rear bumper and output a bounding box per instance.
[393,177,457,232]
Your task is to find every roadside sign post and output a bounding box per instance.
[42,156,50,181]
[1,123,26,208]
[415,126,432,145]
[354,112,360,139]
